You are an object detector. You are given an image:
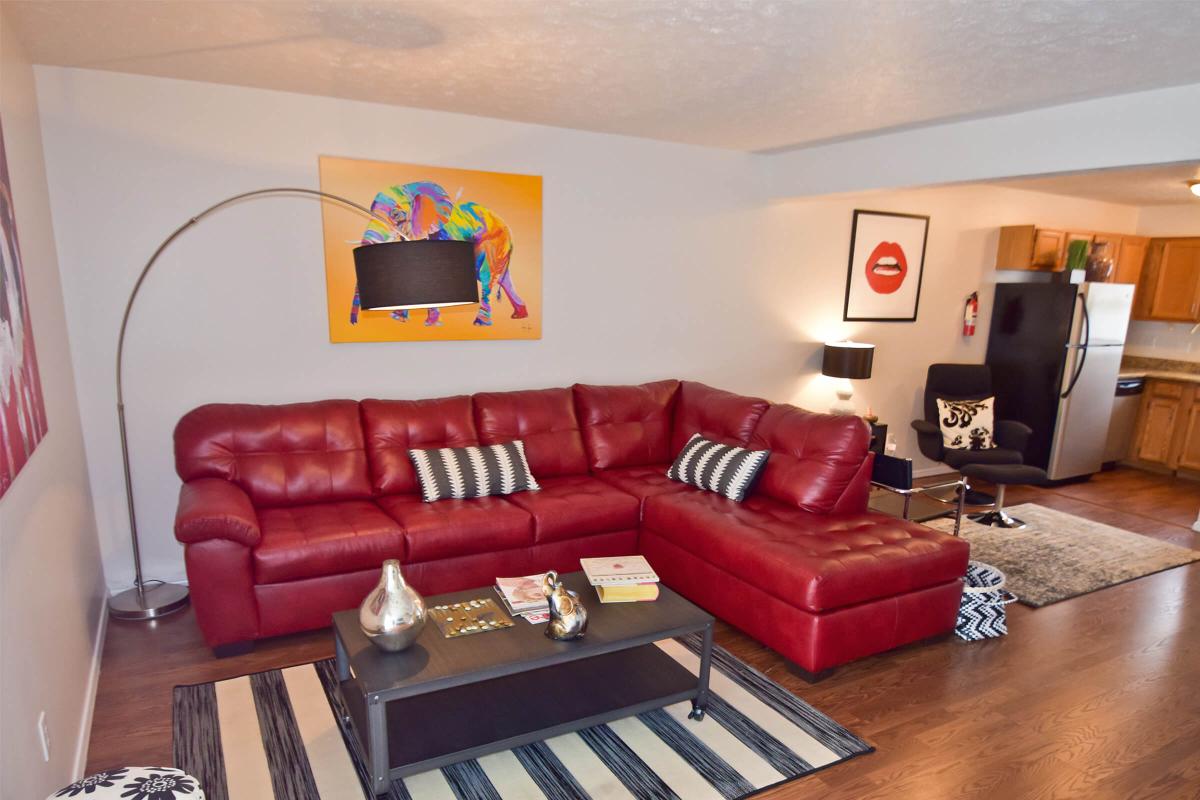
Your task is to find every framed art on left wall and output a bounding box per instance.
[0,119,49,499]
[843,209,930,322]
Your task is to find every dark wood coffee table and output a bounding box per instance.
[333,571,715,795]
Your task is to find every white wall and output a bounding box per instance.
[1123,203,1200,362]
[34,67,767,591]
[34,67,1156,592]
[759,83,1200,197]
[0,15,106,798]
[771,185,1139,445]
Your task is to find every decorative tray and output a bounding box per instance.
[428,598,514,638]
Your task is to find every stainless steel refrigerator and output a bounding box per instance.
[985,282,1134,481]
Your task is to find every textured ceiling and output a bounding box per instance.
[992,162,1200,207]
[7,0,1200,152]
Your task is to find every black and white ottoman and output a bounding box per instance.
[49,767,203,799]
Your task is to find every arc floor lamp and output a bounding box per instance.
[108,187,478,620]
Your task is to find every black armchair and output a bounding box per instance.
[912,364,1033,471]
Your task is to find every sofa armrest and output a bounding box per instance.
[911,419,944,462]
[994,419,1032,455]
[175,478,261,547]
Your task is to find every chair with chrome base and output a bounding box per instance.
[911,364,1047,527]
[959,463,1047,528]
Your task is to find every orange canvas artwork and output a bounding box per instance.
[318,155,542,342]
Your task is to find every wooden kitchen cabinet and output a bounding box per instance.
[995,226,1148,281]
[997,225,1065,271]
[1176,402,1200,472]
[1133,381,1185,465]
[1132,238,1200,321]
[1112,236,1149,285]
[1130,379,1200,474]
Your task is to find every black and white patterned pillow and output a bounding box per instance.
[409,441,540,502]
[936,396,996,450]
[666,433,770,502]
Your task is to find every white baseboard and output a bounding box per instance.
[73,598,108,779]
[913,465,953,478]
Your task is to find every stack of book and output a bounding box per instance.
[580,555,660,603]
[493,575,550,623]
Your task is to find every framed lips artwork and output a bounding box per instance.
[842,209,930,322]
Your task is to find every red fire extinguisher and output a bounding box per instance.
[963,291,978,336]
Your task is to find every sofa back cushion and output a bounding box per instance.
[670,381,769,456]
[573,380,680,469]
[361,396,478,495]
[473,387,589,478]
[174,400,372,507]
[748,403,870,513]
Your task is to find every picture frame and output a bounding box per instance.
[843,209,930,322]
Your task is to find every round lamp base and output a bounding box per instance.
[108,582,190,620]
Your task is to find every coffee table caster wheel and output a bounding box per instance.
[688,707,706,721]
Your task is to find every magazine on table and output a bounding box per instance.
[494,574,550,619]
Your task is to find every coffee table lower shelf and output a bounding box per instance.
[340,643,702,789]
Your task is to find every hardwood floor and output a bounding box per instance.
[86,467,1200,799]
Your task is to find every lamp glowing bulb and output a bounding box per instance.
[1190,180,1200,198]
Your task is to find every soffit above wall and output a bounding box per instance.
[989,162,1200,207]
[6,0,1200,153]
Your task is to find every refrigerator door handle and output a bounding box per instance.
[1062,293,1090,398]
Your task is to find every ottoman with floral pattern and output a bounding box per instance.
[49,767,203,800]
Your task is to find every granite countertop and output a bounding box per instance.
[1119,356,1200,384]
[1118,370,1200,384]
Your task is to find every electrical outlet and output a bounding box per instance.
[37,710,50,762]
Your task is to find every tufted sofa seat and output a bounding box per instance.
[173,379,968,673]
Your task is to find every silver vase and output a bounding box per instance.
[359,560,427,652]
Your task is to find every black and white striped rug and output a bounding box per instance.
[173,635,872,799]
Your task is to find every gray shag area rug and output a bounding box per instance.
[926,503,1200,607]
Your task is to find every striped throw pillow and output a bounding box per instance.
[408,441,540,502]
[666,433,770,502]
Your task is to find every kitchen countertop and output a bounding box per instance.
[1118,370,1200,384]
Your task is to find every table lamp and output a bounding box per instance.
[821,340,874,415]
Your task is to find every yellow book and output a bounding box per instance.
[596,584,660,603]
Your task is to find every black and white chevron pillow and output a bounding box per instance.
[666,434,770,502]
[408,441,540,502]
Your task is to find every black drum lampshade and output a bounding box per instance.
[821,341,875,380]
[353,239,478,311]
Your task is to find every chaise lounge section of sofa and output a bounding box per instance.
[173,379,969,673]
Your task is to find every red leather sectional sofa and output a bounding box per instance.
[174,380,968,674]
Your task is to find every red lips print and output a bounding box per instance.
[865,241,908,294]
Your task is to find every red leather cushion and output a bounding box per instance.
[642,530,963,673]
[472,388,588,478]
[642,491,969,613]
[377,495,534,562]
[174,401,372,507]
[592,464,692,507]
[361,396,478,494]
[504,475,641,544]
[670,382,769,456]
[749,404,871,513]
[253,500,405,584]
[572,380,680,469]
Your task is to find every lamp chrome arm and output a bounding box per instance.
[110,188,403,620]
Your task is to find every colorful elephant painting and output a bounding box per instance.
[351,181,529,327]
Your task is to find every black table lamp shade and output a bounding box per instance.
[822,341,874,379]
[353,239,478,310]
